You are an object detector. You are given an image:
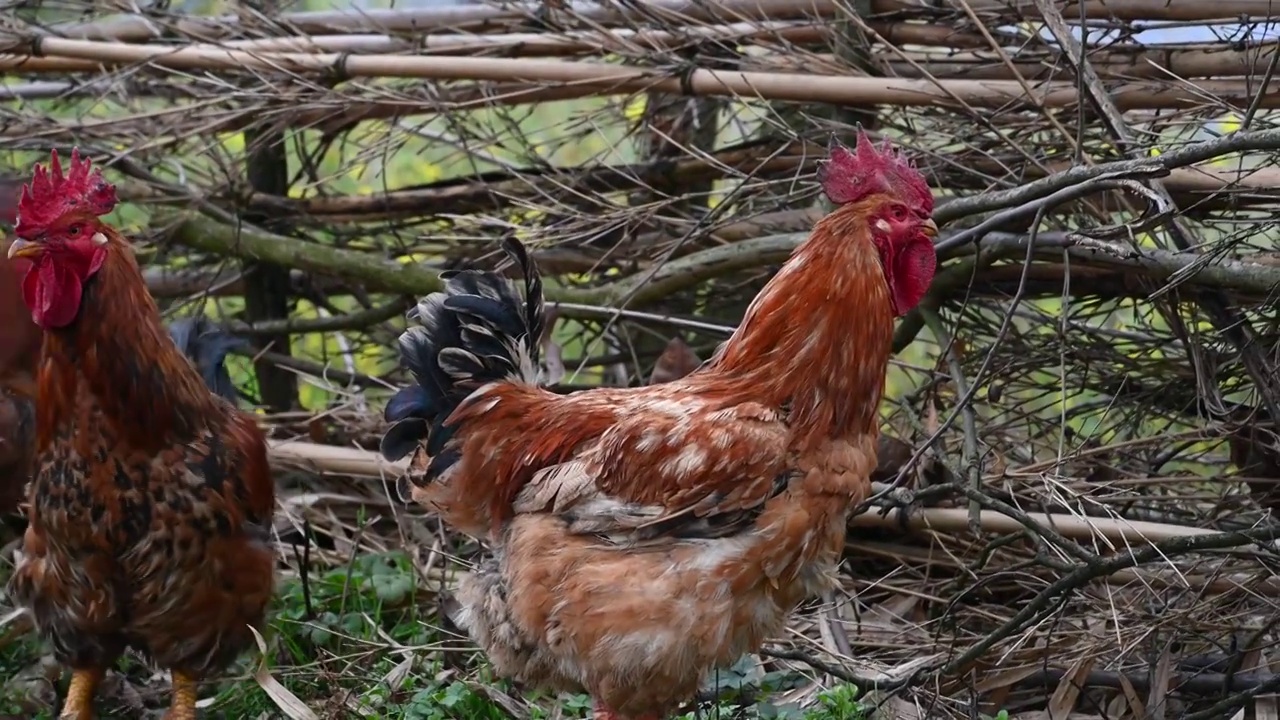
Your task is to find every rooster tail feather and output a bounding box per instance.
[380,238,544,463]
[167,317,248,405]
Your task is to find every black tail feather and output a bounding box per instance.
[167,317,248,405]
[380,238,545,466]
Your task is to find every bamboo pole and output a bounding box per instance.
[218,21,994,54]
[19,37,1280,112]
[51,0,844,42]
[7,41,1279,85]
[755,44,1280,81]
[927,0,1280,21]
[269,439,402,478]
[0,23,997,75]
[222,21,825,55]
[47,0,1280,43]
[9,40,1277,83]
[266,439,1245,552]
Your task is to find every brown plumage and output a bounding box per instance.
[5,150,275,720]
[0,211,248,523]
[0,176,43,516]
[380,131,938,720]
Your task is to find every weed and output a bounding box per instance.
[0,553,896,719]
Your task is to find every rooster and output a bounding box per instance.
[0,176,246,520]
[379,131,937,720]
[5,150,275,720]
[0,314,244,520]
[0,244,246,522]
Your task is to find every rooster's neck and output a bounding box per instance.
[38,236,222,449]
[709,204,894,445]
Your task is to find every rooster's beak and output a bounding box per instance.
[6,238,36,260]
[920,218,939,240]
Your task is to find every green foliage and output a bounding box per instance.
[0,553,891,719]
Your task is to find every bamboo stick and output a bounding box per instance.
[850,506,1223,544]
[21,37,1280,112]
[0,23,996,76]
[47,0,1279,44]
[7,41,1279,86]
[0,55,106,72]
[755,44,1280,81]
[269,439,401,478]
[51,0,843,42]
[928,0,1280,21]
[265,438,1249,552]
[221,21,824,56]
[219,21,993,55]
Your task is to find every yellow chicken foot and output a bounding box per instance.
[162,672,199,720]
[59,667,103,720]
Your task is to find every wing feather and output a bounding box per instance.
[511,396,791,545]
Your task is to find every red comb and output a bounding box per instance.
[816,130,933,213]
[15,148,118,238]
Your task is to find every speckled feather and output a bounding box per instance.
[387,135,937,720]
[7,226,275,681]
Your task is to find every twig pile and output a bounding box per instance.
[3,0,1280,717]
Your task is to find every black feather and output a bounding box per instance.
[380,238,546,491]
[384,385,435,423]
[395,474,414,504]
[380,418,428,462]
[167,317,248,405]
[424,446,463,483]
[426,419,457,456]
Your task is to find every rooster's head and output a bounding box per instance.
[6,148,118,329]
[816,130,937,317]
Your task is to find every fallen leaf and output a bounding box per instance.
[248,625,319,720]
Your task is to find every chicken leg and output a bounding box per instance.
[162,672,199,720]
[59,667,103,720]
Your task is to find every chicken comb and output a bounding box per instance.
[816,129,933,213]
[15,148,118,238]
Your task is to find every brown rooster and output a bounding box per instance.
[5,150,275,720]
[379,131,937,720]
[0,248,244,522]
[0,177,42,515]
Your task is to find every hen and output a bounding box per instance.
[380,132,937,720]
[5,150,275,720]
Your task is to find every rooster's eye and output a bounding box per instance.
[890,206,908,221]
[67,225,81,236]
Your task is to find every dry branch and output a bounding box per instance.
[44,0,1280,44]
[249,158,1280,223]
[7,2,1280,717]
[264,440,1243,551]
[246,138,810,219]
[269,439,396,478]
[761,44,1280,81]
[15,38,1280,113]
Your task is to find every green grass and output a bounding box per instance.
[0,551,887,719]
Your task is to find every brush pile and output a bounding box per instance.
[2,1,1280,718]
